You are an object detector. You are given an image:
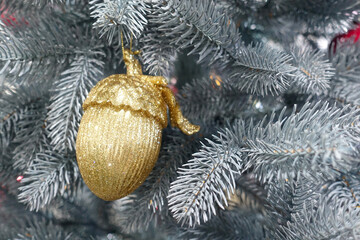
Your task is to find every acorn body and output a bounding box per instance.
[76,105,162,201]
[76,48,200,201]
[76,75,167,200]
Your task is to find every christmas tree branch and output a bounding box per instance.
[230,43,295,95]
[108,194,157,234]
[330,40,360,107]
[168,132,243,227]
[0,11,74,88]
[90,0,148,44]
[0,84,48,157]
[140,132,201,213]
[46,48,105,152]
[178,77,251,121]
[12,97,49,172]
[289,0,360,33]
[154,0,300,95]
[18,151,79,211]
[187,209,268,239]
[140,21,177,77]
[237,102,360,184]
[289,44,334,95]
[277,175,360,239]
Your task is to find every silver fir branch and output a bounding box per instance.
[46,49,105,153]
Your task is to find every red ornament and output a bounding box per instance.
[0,9,29,26]
[169,77,178,94]
[329,22,360,54]
[16,175,23,182]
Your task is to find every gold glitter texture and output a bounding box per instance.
[76,47,200,201]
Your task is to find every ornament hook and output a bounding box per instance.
[130,34,133,52]
[121,31,142,76]
[120,31,139,55]
[121,31,125,57]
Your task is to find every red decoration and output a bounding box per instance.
[0,9,29,26]
[16,175,23,182]
[169,77,178,94]
[330,22,360,54]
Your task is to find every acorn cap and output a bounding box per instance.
[83,74,168,128]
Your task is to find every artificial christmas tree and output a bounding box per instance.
[1,0,360,239]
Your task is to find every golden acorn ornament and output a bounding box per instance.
[75,45,200,201]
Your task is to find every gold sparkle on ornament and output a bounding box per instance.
[76,34,200,201]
